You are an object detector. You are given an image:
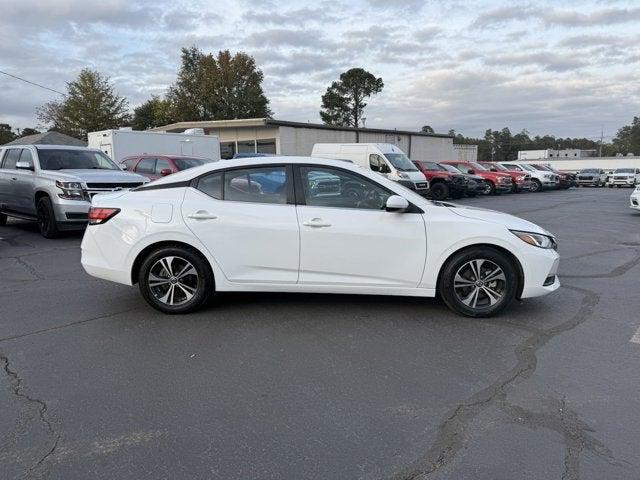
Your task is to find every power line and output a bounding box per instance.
[0,70,65,96]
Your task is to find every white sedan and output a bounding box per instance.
[81,157,560,317]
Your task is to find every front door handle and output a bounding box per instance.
[11,177,17,181]
[302,218,331,228]
[187,210,218,220]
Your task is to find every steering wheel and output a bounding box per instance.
[357,189,384,210]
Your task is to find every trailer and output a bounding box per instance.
[88,129,221,163]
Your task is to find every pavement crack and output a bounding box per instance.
[389,285,601,480]
[13,256,45,280]
[562,249,640,279]
[0,308,139,344]
[0,353,61,477]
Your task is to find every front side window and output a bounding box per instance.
[121,158,135,170]
[136,158,156,174]
[300,166,391,210]
[2,149,22,169]
[156,158,172,174]
[18,149,34,167]
[225,167,287,204]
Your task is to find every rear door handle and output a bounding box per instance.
[187,210,218,220]
[303,218,331,228]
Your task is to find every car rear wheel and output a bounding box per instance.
[429,182,449,200]
[138,246,214,314]
[36,197,60,238]
[439,247,518,317]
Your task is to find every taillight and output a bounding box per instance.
[88,207,120,225]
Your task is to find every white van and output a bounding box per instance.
[311,143,428,194]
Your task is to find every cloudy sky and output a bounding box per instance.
[1,0,639,139]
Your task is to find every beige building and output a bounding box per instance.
[151,118,459,161]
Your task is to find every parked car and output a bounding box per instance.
[497,162,557,192]
[529,164,572,189]
[479,162,532,193]
[120,155,214,181]
[0,145,148,238]
[413,160,466,200]
[81,156,560,318]
[607,168,640,188]
[441,161,512,195]
[311,143,429,195]
[439,163,491,196]
[576,168,607,187]
[631,185,640,211]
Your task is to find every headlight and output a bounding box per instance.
[397,171,409,179]
[543,173,552,179]
[511,230,557,249]
[516,175,526,181]
[56,180,85,200]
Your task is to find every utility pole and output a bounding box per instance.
[599,127,603,157]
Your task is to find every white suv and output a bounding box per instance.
[498,162,557,192]
[608,168,640,188]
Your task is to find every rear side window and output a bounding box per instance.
[136,158,156,174]
[156,158,172,174]
[1,149,21,169]
[225,167,287,204]
[197,172,222,199]
[121,158,136,171]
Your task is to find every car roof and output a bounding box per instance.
[122,154,210,160]
[145,155,369,186]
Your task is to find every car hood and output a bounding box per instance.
[42,169,147,183]
[445,204,551,236]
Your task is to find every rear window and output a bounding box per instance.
[1,149,21,169]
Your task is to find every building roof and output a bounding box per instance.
[5,131,87,146]
[151,118,454,139]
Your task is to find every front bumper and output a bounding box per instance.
[577,178,599,186]
[514,180,533,191]
[52,198,90,225]
[520,247,561,299]
[611,178,636,186]
[398,179,429,194]
[630,193,640,210]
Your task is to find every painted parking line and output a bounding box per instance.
[631,326,640,344]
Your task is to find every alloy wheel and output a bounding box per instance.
[453,259,506,309]
[148,256,199,306]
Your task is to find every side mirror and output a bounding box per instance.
[369,161,380,172]
[385,195,409,212]
[467,169,475,174]
[120,164,127,170]
[15,161,34,171]
[380,163,391,174]
[160,168,173,177]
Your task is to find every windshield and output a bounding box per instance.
[440,164,462,174]
[520,164,536,171]
[469,162,488,171]
[487,163,507,171]
[420,161,446,171]
[38,149,119,171]
[581,169,599,173]
[384,153,418,172]
[174,157,207,170]
[615,168,635,173]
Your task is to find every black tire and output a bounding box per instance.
[530,179,542,193]
[487,181,496,195]
[138,245,214,314]
[430,182,449,200]
[438,247,518,318]
[36,196,60,238]
[0,212,7,226]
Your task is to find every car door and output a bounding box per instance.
[0,148,23,212]
[13,148,37,214]
[295,165,426,287]
[182,165,300,284]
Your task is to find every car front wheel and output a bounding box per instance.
[138,246,214,314]
[530,179,542,192]
[36,196,60,238]
[439,247,518,317]
[430,182,449,200]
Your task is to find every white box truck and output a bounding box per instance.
[88,129,221,163]
[311,143,429,194]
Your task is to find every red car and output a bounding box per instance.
[479,162,532,193]
[441,161,512,195]
[120,155,212,181]
[413,160,467,200]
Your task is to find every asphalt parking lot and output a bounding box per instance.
[1,187,639,480]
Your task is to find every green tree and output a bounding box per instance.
[421,125,434,133]
[167,47,271,122]
[320,68,384,127]
[37,69,130,140]
[131,96,173,130]
[611,116,640,155]
[0,124,16,145]
[19,127,40,137]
